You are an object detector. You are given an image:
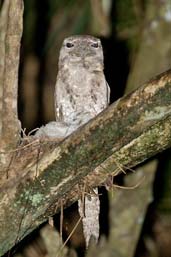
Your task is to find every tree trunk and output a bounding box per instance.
[0,0,23,179]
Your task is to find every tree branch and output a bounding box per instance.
[0,69,171,255]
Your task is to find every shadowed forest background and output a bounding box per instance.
[1,0,171,256]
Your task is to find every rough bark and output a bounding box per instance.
[0,0,23,178]
[0,69,171,255]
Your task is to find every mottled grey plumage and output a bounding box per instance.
[55,35,110,127]
[55,35,110,247]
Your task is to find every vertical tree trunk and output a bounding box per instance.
[0,0,23,179]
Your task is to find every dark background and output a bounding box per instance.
[3,0,171,256]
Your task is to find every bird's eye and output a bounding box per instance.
[66,42,74,48]
[91,42,99,48]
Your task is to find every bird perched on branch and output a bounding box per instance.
[55,35,110,247]
[36,35,110,247]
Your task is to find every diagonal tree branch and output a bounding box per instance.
[0,69,171,255]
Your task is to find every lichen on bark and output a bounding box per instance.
[0,69,171,255]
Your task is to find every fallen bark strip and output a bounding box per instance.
[0,69,171,255]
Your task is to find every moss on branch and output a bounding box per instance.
[0,69,171,255]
